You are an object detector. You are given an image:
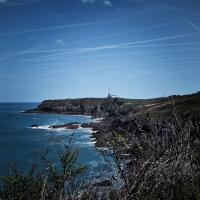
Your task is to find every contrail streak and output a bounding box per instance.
[184,19,200,32]
[0,15,200,37]
[3,41,200,56]
[0,19,127,36]
[1,15,200,61]
[1,19,194,58]
[2,54,200,74]
[99,32,200,49]
[13,32,200,63]
[5,47,200,65]
[65,18,190,45]
[1,31,199,63]
[46,32,200,57]
[0,17,149,37]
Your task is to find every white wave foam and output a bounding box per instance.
[30,125,67,132]
[76,141,96,146]
[30,125,52,130]
[90,161,98,167]
[69,114,92,119]
[54,128,67,131]
[91,117,103,123]
[77,127,94,133]
[79,134,91,139]
[30,124,96,134]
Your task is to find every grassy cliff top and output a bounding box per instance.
[36,92,200,119]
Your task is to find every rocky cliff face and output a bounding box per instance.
[27,98,128,117]
[26,92,200,119]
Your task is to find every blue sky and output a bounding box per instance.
[0,0,200,102]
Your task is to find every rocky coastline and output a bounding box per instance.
[14,93,200,198]
[27,93,200,148]
[26,97,131,148]
[25,97,128,118]
[30,115,142,148]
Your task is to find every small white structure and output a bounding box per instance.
[107,88,118,98]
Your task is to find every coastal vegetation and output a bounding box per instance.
[26,92,200,120]
[0,136,87,200]
[1,92,200,199]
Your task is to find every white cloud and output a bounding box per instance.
[56,39,65,46]
[80,0,112,6]
[0,0,7,3]
[81,0,95,4]
[103,0,112,6]
[0,0,47,7]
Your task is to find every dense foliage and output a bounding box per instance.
[0,137,86,200]
[1,116,200,199]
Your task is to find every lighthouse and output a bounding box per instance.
[107,88,118,98]
[107,88,112,98]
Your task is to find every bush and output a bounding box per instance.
[0,135,86,200]
[1,117,200,200]
[108,117,200,200]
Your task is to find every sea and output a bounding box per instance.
[0,103,112,180]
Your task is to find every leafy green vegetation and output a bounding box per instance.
[2,92,200,199]
[29,92,200,121]
[0,136,86,200]
[1,115,200,199]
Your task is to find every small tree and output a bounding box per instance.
[0,134,87,200]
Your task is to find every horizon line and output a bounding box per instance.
[0,91,199,103]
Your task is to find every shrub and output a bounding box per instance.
[0,135,86,200]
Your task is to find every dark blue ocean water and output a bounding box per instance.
[0,103,110,179]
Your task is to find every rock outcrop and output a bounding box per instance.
[50,122,80,129]
[26,92,200,120]
[26,98,127,117]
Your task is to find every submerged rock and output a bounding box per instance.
[50,122,80,129]
[31,124,39,128]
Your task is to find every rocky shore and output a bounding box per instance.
[50,122,81,129]
[81,116,146,147]
[27,97,132,148]
[30,116,141,148]
[17,93,200,199]
[25,97,127,118]
[27,93,200,148]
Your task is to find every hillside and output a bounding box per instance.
[27,92,200,119]
[129,92,200,119]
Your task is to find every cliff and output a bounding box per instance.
[26,92,200,119]
[26,97,128,117]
